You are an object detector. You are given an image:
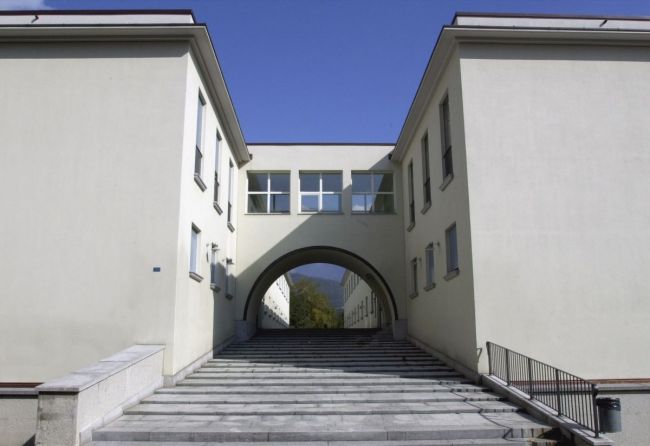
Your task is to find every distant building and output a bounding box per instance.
[341,271,385,329]
[258,274,291,329]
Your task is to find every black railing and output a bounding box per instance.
[486,342,599,437]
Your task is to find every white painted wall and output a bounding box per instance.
[400,50,479,371]
[459,43,650,379]
[258,274,290,329]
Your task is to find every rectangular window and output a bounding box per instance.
[370,292,375,314]
[227,160,234,226]
[407,161,415,227]
[365,296,369,317]
[190,225,202,281]
[446,223,459,273]
[195,92,206,177]
[247,172,290,214]
[409,258,418,297]
[299,172,342,213]
[210,244,220,290]
[440,95,453,179]
[352,172,394,214]
[421,133,431,207]
[425,243,435,289]
[214,131,222,206]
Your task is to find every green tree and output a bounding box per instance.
[290,279,342,328]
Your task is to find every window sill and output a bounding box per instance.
[421,202,431,215]
[424,283,436,291]
[244,212,291,216]
[210,283,221,292]
[298,212,344,215]
[406,222,415,232]
[213,201,223,215]
[444,269,460,281]
[227,222,235,233]
[351,211,398,216]
[194,174,207,192]
[409,292,419,299]
[189,271,204,283]
[439,173,454,192]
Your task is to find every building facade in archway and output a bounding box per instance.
[1,11,650,418]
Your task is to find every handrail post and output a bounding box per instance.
[527,357,534,399]
[592,384,600,438]
[505,349,511,386]
[555,368,562,416]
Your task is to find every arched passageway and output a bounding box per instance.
[237,246,403,340]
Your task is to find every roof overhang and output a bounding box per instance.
[0,13,251,164]
[391,14,650,162]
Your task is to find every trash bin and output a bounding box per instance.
[597,397,622,433]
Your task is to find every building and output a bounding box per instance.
[258,274,291,329]
[342,270,385,329]
[0,9,649,446]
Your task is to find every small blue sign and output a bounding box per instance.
[153,267,161,272]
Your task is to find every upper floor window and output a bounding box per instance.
[189,224,202,282]
[214,131,222,208]
[352,172,394,214]
[425,243,435,289]
[227,160,235,229]
[247,172,290,214]
[299,172,342,213]
[407,161,415,228]
[421,133,431,208]
[195,92,206,178]
[446,223,459,274]
[409,257,418,298]
[440,94,453,180]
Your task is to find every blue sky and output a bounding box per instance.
[4,0,650,282]
[5,0,650,144]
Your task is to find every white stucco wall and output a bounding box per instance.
[0,42,189,382]
[235,144,406,330]
[459,43,650,379]
[400,50,479,371]
[258,274,290,329]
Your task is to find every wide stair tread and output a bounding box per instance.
[92,330,553,443]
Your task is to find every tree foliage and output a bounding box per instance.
[290,278,342,328]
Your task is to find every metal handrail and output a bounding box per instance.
[486,342,599,437]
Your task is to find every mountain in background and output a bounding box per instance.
[290,272,344,311]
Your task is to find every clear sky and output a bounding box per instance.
[5,0,650,144]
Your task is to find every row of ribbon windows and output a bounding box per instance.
[246,171,395,214]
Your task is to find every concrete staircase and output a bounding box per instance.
[92,329,554,445]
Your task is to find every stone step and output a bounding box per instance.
[224,344,418,349]
[186,370,462,380]
[157,384,486,395]
[178,377,471,387]
[91,440,535,446]
[223,347,422,352]
[205,361,443,369]
[212,353,434,360]
[194,365,454,374]
[93,412,551,442]
[125,400,520,416]
[144,391,503,405]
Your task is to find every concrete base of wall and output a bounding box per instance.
[408,333,480,383]
[392,319,408,340]
[0,389,38,446]
[598,383,650,446]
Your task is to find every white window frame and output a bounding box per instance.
[194,92,206,178]
[227,160,235,228]
[214,131,222,210]
[446,223,459,274]
[351,171,395,214]
[247,172,290,214]
[189,224,202,281]
[299,171,342,213]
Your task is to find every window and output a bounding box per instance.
[299,172,342,213]
[352,172,394,214]
[189,225,202,281]
[409,257,418,297]
[440,95,453,180]
[210,244,220,291]
[247,172,290,214]
[425,243,435,289]
[227,160,234,228]
[214,131,222,209]
[407,161,415,228]
[365,296,369,317]
[194,92,206,180]
[446,223,459,274]
[421,133,431,208]
[370,292,375,314]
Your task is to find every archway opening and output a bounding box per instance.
[242,246,399,338]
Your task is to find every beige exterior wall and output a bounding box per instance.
[235,144,406,331]
[459,43,650,379]
[400,49,479,371]
[258,274,290,329]
[342,271,380,329]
